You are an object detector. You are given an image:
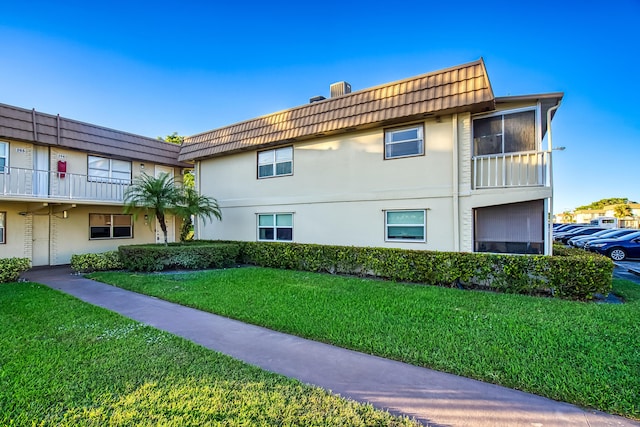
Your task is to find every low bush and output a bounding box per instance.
[237,242,613,300]
[70,251,124,273]
[0,258,31,283]
[118,242,240,272]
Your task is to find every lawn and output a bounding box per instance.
[88,267,640,420]
[0,282,420,426]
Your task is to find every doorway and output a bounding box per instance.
[34,146,49,197]
[32,213,50,266]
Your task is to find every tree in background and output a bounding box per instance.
[158,132,184,144]
[561,211,575,223]
[613,203,633,219]
[575,197,633,210]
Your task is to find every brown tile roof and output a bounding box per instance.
[0,103,189,167]
[179,59,496,161]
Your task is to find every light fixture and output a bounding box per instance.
[63,210,68,219]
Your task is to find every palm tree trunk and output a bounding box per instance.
[158,213,169,246]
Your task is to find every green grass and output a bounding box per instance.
[0,282,420,426]
[88,268,640,420]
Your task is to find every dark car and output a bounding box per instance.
[586,231,640,261]
[555,227,604,244]
[570,228,638,248]
[554,224,587,234]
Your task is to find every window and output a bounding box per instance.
[384,125,424,159]
[89,214,133,239]
[474,200,544,254]
[258,213,293,241]
[258,147,293,178]
[385,210,426,242]
[0,212,5,244]
[473,109,536,156]
[88,156,132,183]
[0,141,8,171]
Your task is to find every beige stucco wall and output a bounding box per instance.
[197,107,553,253]
[0,140,182,265]
[1,139,179,180]
[0,201,156,266]
[198,117,460,250]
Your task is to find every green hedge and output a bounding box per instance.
[118,242,240,272]
[70,251,124,273]
[237,242,613,300]
[0,258,31,283]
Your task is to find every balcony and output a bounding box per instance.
[472,151,549,189]
[0,167,130,203]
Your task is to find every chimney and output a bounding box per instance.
[330,81,351,98]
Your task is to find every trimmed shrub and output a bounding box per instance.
[0,257,31,283]
[70,251,124,273]
[118,242,240,272]
[237,242,613,300]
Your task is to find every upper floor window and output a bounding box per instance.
[0,141,8,171]
[258,147,293,178]
[89,214,133,239]
[0,212,5,244]
[473,109,536,156]
[88,155,131,183]
[385,210,426,242]
[384,125,424,159]
[258,213,293,241]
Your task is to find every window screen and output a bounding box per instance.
[474,200,544,254]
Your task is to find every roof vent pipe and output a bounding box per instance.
[330,81,351,98]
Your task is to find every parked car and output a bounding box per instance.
[586,231,640,261]
[570,228,638,248]
[553,224,587,240]
[554,224,587,234]
[555,227,604,244]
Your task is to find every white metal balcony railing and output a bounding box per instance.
[472,151,549,189]
[0,167,130,202]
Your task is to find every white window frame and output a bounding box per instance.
[257,213,293,242]
[89,214,133,240]
[472,107,538,157]
[257,146,293,179]
[384,124,424,159]
[0,212,5,244]
[88,155,132,183]
[0,141,8,172]
[385,210,426,242]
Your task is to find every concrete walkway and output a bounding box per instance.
[23,267,639,427]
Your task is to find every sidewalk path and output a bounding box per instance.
[23,266,639,427]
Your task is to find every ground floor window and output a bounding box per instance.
[474,200,544,254]
[0,212,5,244]
[258,213,293,241]
[89,214,133,239]
[385,210,426,242]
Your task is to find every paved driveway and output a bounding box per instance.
[614,261,640,284]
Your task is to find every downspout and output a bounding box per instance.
[546,102,561,255]
[452,114,460,251]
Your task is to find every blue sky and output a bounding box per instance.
[1,0,638,213]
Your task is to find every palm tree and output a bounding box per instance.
[613,203,632,219]
[174,186,222,241]
[123,172,179,245]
